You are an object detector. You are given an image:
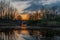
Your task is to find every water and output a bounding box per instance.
[0,30,60,40]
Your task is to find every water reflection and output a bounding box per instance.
[0,28,60,40]
[0,28,42,40]
[13,29,36,40]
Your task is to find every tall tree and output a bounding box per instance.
[0,0,17,20]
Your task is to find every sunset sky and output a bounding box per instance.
[1,0,60,13]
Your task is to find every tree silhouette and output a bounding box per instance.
[0,0,17,20]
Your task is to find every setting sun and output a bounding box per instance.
[20,14,30,20]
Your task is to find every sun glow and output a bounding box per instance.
[20,14,30,20]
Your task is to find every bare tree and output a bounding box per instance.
[0,0,17,20]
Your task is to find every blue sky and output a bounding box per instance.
[1,0,60,13]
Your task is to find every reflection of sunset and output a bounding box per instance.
[20,30,29,35]
[20,24,29,35]
[21,24,27,29]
